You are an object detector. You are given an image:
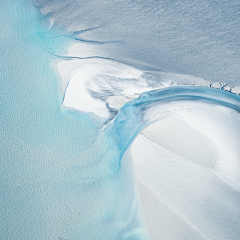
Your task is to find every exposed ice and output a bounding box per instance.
[2,0,240,239]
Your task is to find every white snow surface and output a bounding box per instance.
[61,60,240,239]
[132,103,240,239]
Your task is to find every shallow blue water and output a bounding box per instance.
[1,0,240,240]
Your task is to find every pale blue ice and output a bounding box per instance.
[1,0,240,239]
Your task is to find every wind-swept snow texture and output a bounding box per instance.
[1,0,240,240]
[34,0,240,92]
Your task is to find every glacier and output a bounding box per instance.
[1,0,240,239]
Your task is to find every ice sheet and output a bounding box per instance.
[2,0,240,239]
